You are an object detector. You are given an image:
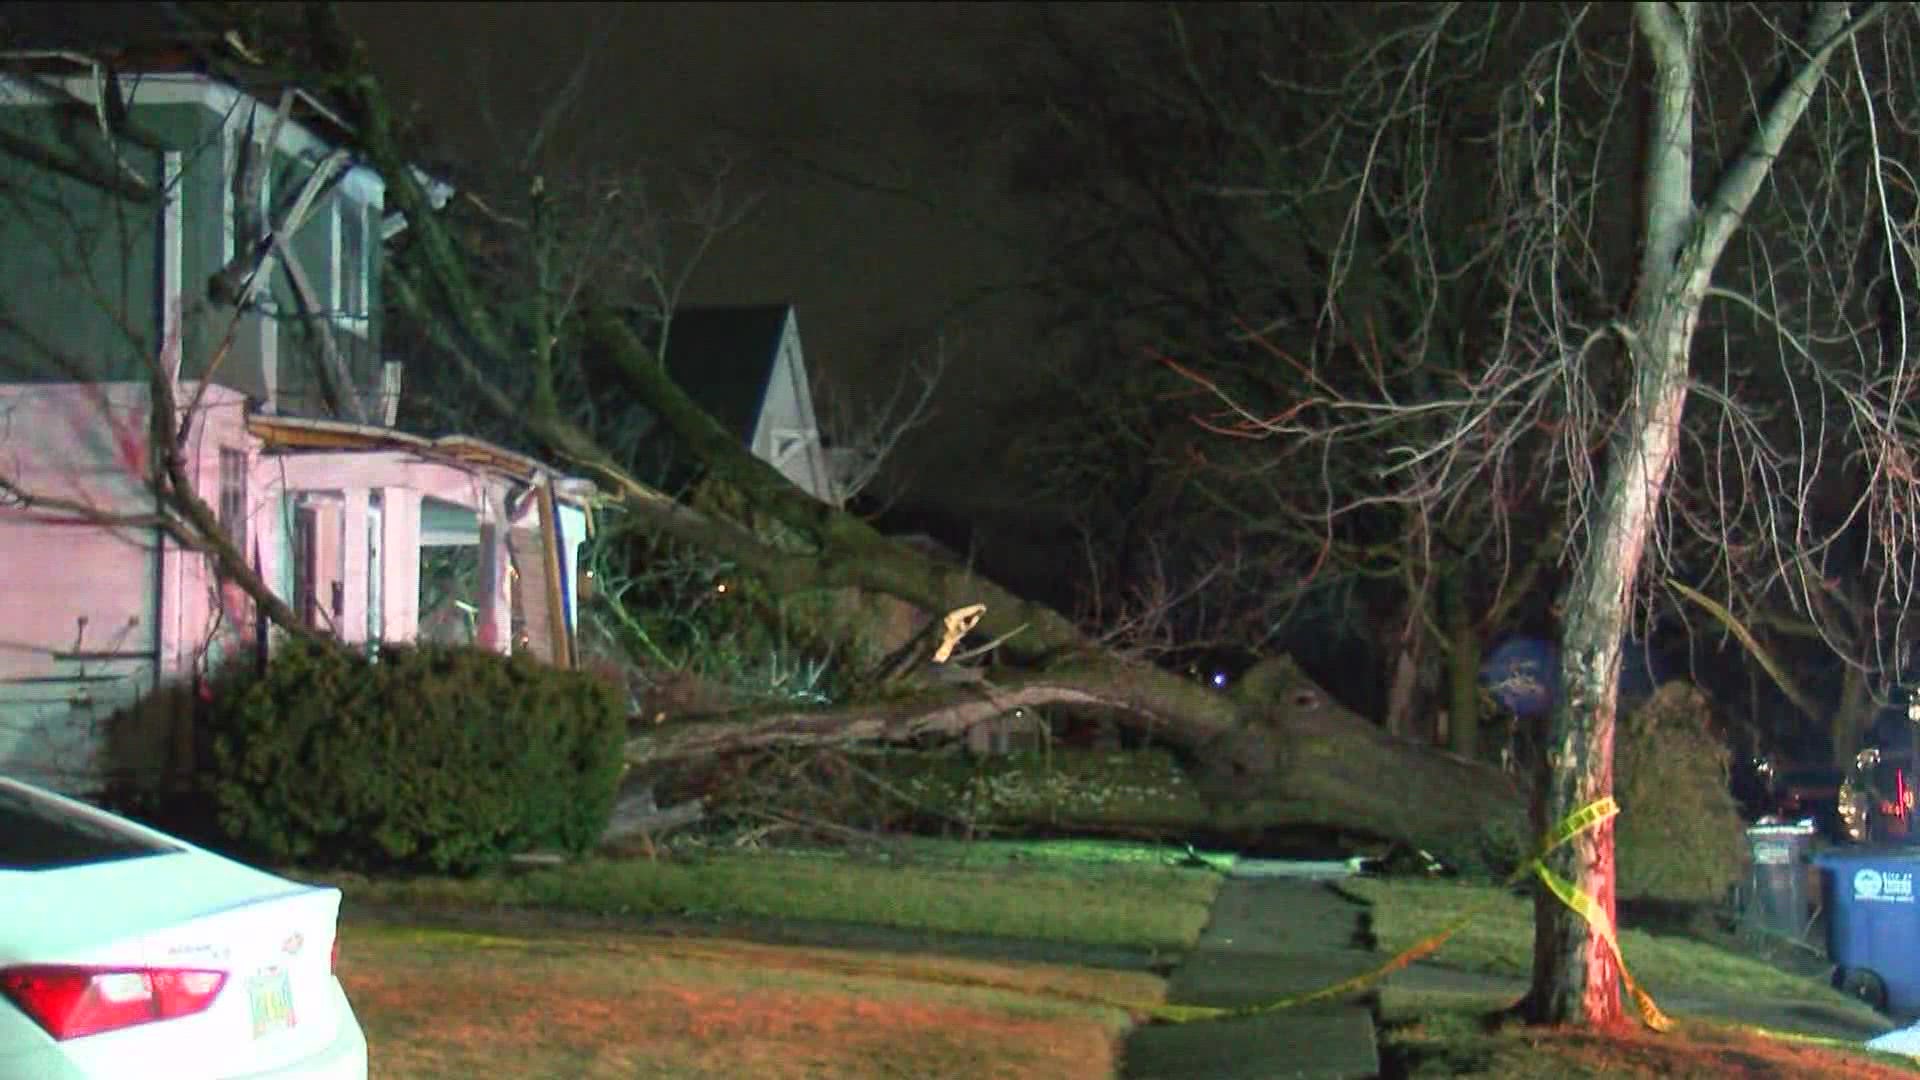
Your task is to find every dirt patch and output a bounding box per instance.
[1380,1000,1917,1079]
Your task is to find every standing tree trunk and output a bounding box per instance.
[1523,317,1691,1028]
[1384,616,1424,740]
[1524,0,1855,1028]
[1440,567,1482,759]
[1834,663,1874,768]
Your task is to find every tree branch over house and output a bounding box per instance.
[272,1,1533,866]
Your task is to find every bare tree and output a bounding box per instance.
[991,4,1580,756]
[811,336,946,509]
[1168,1,1915,1029]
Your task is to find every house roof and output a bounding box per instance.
[0,4,355,139]
[247,414,604,506]
[0,5,455,212]
[661,305,795,445]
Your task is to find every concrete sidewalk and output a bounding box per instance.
[1118,865,1898,1079]
[1121,874,1381,1080]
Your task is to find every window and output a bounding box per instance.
[218,449,248,553]
[334,200,370,336]
[772,429,811,463]
[291,503,318,627]
[0,784,179,871]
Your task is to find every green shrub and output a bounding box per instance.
[1452,682,1746,895]
[199,640,625,874]
[1615,681,1747,904]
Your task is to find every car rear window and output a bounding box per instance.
[0,785,179,870]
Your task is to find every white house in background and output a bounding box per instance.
[663,305,839,505]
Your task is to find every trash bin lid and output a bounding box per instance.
[1746,822,1819,837]
[1814,846,1920,868]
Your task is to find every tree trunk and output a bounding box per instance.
[1833,662,1873,767]
[1523,323,1696,1029]
[627,655,1527,864]
[1384,626,1422,740]
[1524,1,1848,1028]
[1441,568,1482,760]
[1383,590,1430,740]
[1523,3,1700,1028]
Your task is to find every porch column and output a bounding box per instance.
[338,490,369,645]
[476,510,512,655]
[377,488,421,644]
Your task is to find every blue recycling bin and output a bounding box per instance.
[1817,848,1920,1014]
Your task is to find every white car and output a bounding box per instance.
[0,777,368,1078]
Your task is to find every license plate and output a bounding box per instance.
[248,969,296,1038]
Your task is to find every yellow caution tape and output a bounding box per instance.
[1534,861,1674,1031]
[1544,796,1618,852]
[1147,899,1497,1022]
[390,798,1668,1031]
[1147,795,1671,1031]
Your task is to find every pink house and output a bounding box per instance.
[0,381,594,795]
[0,56,596,795]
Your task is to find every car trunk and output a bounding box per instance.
[4,850,347,1077]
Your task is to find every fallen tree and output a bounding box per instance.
[625,655,1525,864]
[156,5,1532,865]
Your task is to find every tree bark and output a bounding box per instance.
[1384,614,1423,740]
[1834,663,1873,768]
[1440,567,1482,760]
[627,656,1527,864]
[1524,0,1855,1029]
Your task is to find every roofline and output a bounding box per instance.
[0,59,455,211]
[247,414,602,504]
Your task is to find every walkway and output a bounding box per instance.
[1122,869,1381,1079]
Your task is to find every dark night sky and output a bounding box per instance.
[344,3,1081,554]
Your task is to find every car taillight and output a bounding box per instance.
[0,966,228,1041]
[330,936,339,974]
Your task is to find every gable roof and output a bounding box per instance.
[661,305,794,445]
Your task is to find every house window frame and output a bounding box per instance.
[770,427,814,465]
[289,492,345,634]
[331,197,372,338]
[217,448,249,557]
[291,500,319,627]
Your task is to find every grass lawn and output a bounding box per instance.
[321,837,1218,1078]
[1346,876,1920,1078]
[320,837,1223,952]
[1340,877,1845,1002]
[341,921,1161,1078]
